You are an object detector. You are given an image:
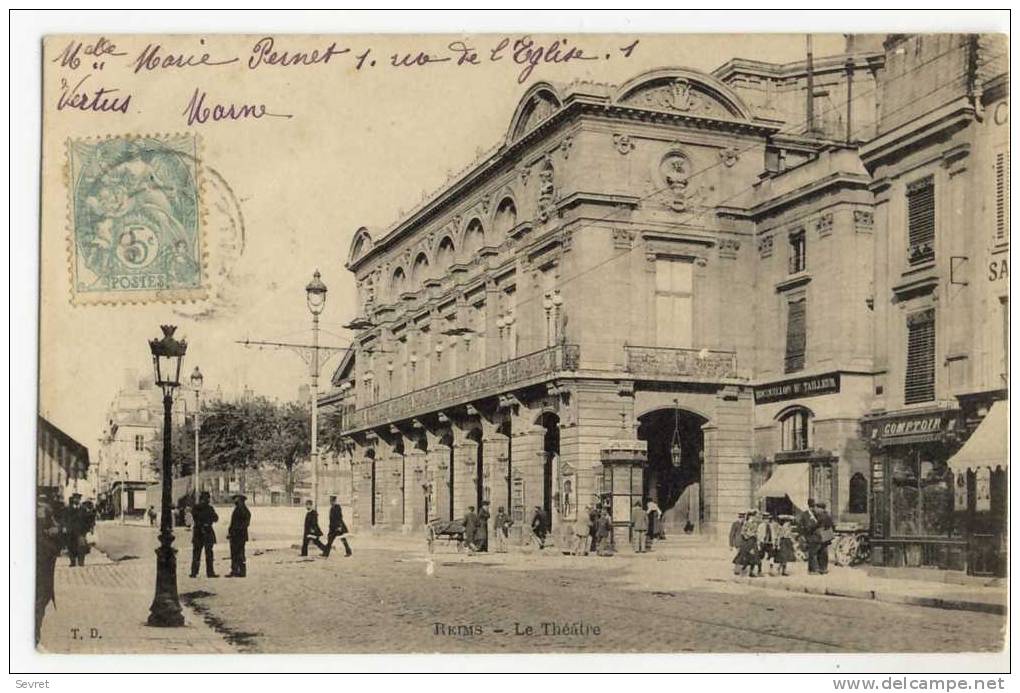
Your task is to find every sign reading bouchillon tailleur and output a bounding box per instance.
[753,373,840,404]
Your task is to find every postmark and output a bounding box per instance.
[67,133,207,304]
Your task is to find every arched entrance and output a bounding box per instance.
[637,406,708,534]
[538,412,559,532]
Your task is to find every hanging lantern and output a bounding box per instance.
[670,399,683,468]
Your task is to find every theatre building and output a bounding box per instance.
[321,35,1007,564]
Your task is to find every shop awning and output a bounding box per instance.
[948,401,1009,473]
[758,462,810,510]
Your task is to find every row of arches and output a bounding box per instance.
[384,197,519,300]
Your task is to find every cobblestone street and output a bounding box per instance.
[178,543,1004,654]
[38,526,1006,655]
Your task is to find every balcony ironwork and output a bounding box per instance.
[346,344,580,432]
[623,345,738,380]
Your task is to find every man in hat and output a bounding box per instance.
[36,491,62,644]
[476,500,491,553]
[301,499,327,556]
[530,505,548,550]
[728,512,746,551]
[323,495,352,557]
[797,498,821,574]
[462,505,478,553]
[225,493,251,577]
[190,490,219,578]
[62,493,91,567]
[815,501,835,574]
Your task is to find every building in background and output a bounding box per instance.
[321,34,1007,574]
[37,416,90,500]
[94,369,187,517]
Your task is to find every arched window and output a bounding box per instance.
[849,472,868,513]
[463,218,485,257]
[411,253,430,284]
[493,198,517,237]
[778,407,812,451]
[391,267,407,298]
[436,237,455,270]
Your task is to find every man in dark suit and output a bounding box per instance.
[301,499,327,556]
[225,493,251,577]
[797,498,821,574]
[190,491,219,577]
[463,505,478,552]
[323,495,352,557]
[476,500,491,552]
[815,501,835,574]
[62,493,91,567]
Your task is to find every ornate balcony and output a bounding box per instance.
[345,344,580,432]
[623,344,738,380]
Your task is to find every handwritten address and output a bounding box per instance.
[51,35,641,125]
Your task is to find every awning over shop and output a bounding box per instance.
[948,401,1009,473]
[758,462,810,510]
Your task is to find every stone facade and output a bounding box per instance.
[320,35,1007,559]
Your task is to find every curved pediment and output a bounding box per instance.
[506,82,563,143]
[347,226,374,267]
[615,67,753,121]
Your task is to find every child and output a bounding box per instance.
[775,515,797,576]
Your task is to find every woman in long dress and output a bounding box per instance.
[774,515,797,576]
[732,509,761,577]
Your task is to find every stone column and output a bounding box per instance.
[351,440,376,531]
[424,428,452,522]
[405,446,428,530]
[451,428,479,520]
[509,418,546,543]
[483,424,510,519]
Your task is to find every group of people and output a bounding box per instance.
[301,496,354,558]
[188,490,252,578]
[729,498,835,577]
[35,491,99,644]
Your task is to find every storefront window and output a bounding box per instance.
[889,448,953,537]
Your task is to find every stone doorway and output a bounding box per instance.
[637,407,708,534]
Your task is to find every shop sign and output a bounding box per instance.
[754,372,840,404]
[864,411,958,445]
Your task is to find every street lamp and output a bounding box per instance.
[189,366,203,497]
[306,269,328,510]
[147,324,188,627]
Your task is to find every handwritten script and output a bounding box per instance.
[50,35,641,124]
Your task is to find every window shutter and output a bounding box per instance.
[907,177,935,263]
[995,150,1009,243]
[785,299,806,373]
[905,309,936,404]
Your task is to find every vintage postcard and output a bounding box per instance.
[32,28,1009,667]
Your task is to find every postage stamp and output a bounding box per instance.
[67,133,206,304]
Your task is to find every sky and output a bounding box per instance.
[39,32,851,448]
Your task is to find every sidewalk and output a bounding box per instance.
[38,550,235,654]
[364,530,1007,616]
[728,566,1007,615]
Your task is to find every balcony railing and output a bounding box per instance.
[346,344,580,432]
[623,345,738,380]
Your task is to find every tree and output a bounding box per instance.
[256,401,312,499]
[199,397,277,494]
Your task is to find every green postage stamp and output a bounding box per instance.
[67,133,206,304]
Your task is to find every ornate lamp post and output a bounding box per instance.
[306,269,328,509]
[189,366,203,497]
[147,324,188,627]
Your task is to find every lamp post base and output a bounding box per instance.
[147,540,185,627]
